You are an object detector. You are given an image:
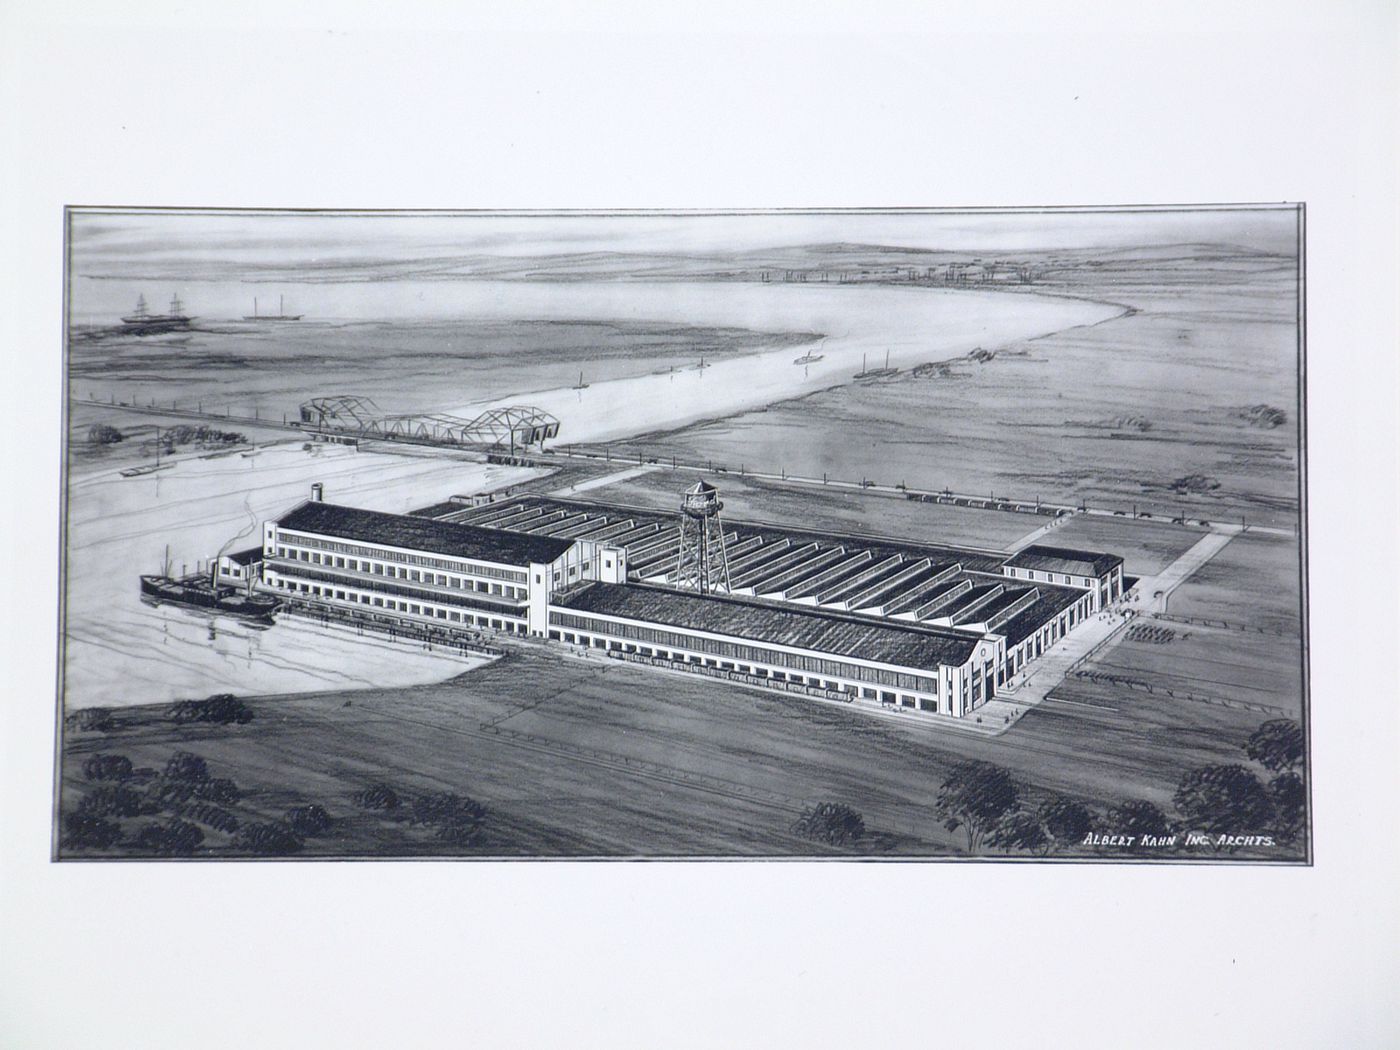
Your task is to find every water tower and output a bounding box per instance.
[675,480,732,595]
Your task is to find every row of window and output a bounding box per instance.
[552,629,949,714]
[1006,567,1089,586]
[1007,593,1093,663]
[275,578,525,631]
[267,563,527,615]
[272,545,527,598]
[549,610,943,694]
[272,530,528,582]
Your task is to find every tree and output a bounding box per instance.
[177,801,240,834]
[985,809,1050,855]
[1039,796,1095,851]
[61,813,122,851]
[163,752,210,783]
[171,694,254,726]
[1174,765,1276,835]
[87,423,124,446]
[1109,799,1173,841]
[76,784,146,820]
[791,802,865,846]
[353,784,400,811]
[132,819,205,857]
[1244,719,1304,774]
[82,753,134,782]
[412,793,486,845]
[286,804,332,838]
[192,777,241,806]
[934,761,1020,853]
[235,822,304,856]
[71,707,114,732]
[1269,772,1306,845]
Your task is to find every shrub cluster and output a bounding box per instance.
[76,784,149,820]
[70,708,114,733]
[170,694,254,726]
[285,804,332,838]
[61,813,122,851]
[164,751,211,783]
[234,822,304,856]
[791,802,865,846]
[83,753,134,782]
[131,819,205,857]
[172,801,241,834]
[353,784,400,811]
[411,792,486,845]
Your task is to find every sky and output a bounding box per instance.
[70,207,1301,280]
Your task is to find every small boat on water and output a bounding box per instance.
[120,425,172,476]
[692,357,711,371]
[572,370,590,390]
[855,350,898,380]
[794,350,824,366]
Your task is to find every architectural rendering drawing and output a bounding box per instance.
[56,205,1309,861]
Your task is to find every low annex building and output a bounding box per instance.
[256,484,1123,720]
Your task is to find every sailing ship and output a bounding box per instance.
[243,295,303,322]
[139,546,280,621]
[855,350,898,380]
[572,370,590,390]
[120,294,194,334]
[692,357,711,371]
[793,349,825,366]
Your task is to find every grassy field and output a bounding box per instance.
[1076,619,1303,715]
[59,639,1302,862]
[1166,530,1304,634]
[1046,513,1208,576]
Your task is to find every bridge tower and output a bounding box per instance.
[675,480,732,595]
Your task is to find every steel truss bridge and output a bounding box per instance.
[298,396,560,452]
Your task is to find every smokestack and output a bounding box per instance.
[311,482,324,503]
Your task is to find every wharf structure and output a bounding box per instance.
[258,482,1123,719]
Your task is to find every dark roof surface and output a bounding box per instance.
[552,582,982,670]
[458,494,1007,574]
[1004,544,1123,577]
[226,547,264,565]
[995,584,1091,647]
[277,501,575,566]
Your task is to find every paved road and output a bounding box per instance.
[1138,530,1238,615]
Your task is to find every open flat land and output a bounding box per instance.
[600,276,1300,530]
[1166,530,1303,635]
[61,637,1299,861]
[1069,619,1302,715]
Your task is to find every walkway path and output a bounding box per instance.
[1004,511,1081,553]
[552,463,657,496]
[1141,528,1238,614]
